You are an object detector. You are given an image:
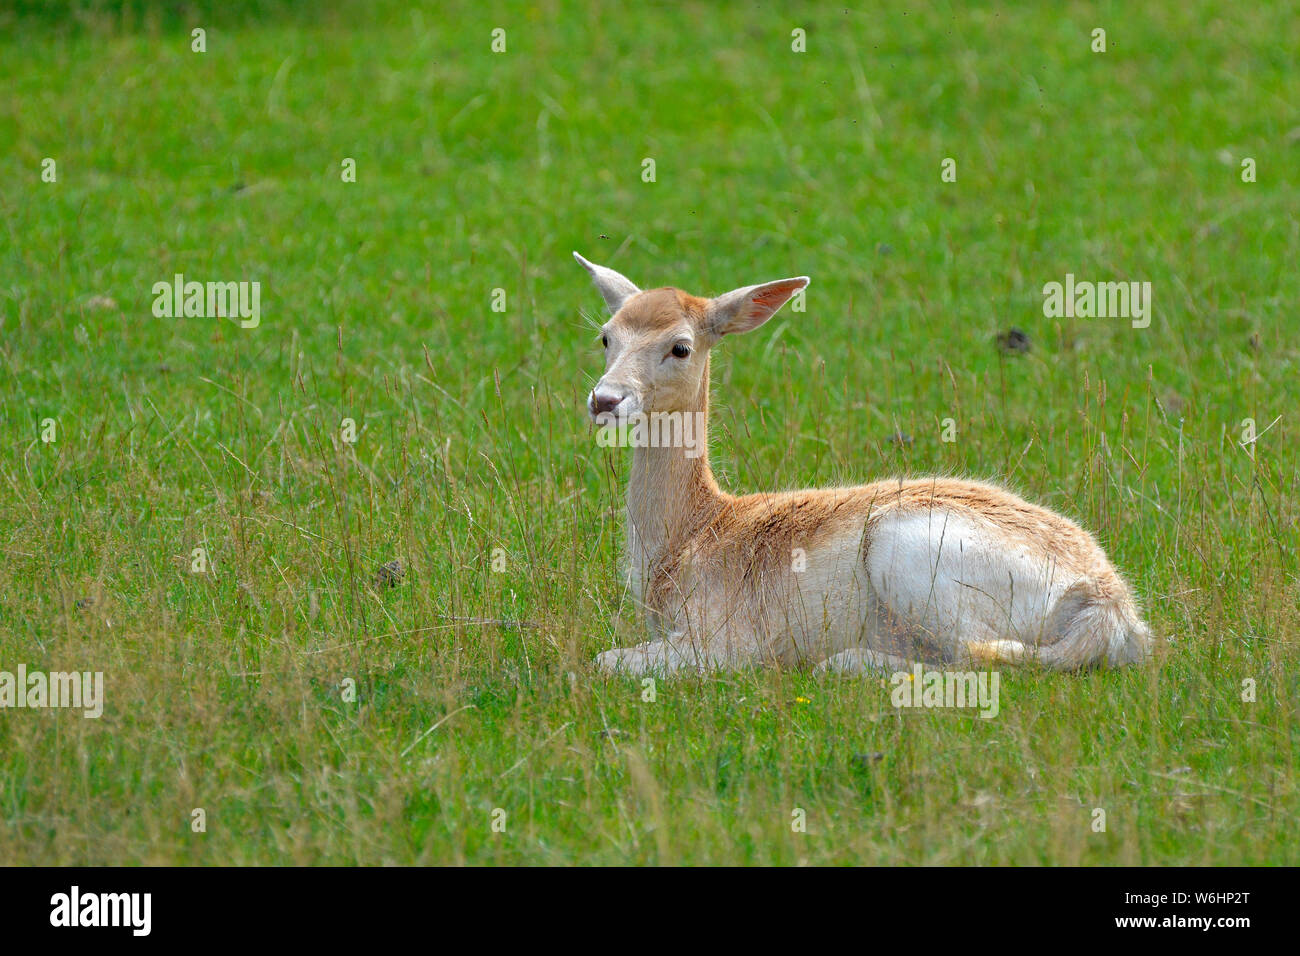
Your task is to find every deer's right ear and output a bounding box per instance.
[573,252,641,315]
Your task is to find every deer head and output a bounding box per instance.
[575,252,809,424]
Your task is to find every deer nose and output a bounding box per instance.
[589,390,624,416]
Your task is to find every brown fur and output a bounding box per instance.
[613,288,710,334]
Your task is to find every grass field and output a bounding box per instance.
[1,0,1297,865]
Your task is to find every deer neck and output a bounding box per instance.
[625,357,725,568]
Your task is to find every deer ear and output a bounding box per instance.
[705,277,809,336]
[573,252,641,315]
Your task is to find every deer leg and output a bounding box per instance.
[812,646,918,677]
[593,638,704,677]
[594,624,766,676]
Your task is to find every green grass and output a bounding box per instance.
[0,0,1296,864]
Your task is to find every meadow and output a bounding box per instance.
[0,0,1296,864]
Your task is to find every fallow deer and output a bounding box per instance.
[576,252,1152,677]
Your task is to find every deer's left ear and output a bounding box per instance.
[706,277,809,336]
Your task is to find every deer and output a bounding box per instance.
[575,252,1153,678]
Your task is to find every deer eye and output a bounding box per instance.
[671,342,691,359]
[601,334,609,349]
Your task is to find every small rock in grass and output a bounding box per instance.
[376,559,405,588]
[996,328,1031,354]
